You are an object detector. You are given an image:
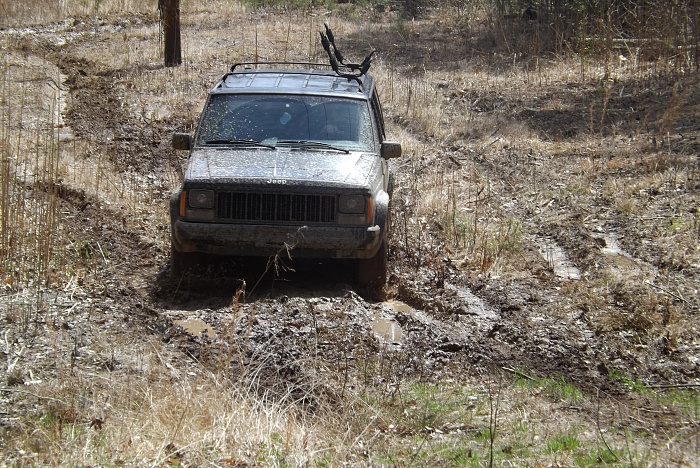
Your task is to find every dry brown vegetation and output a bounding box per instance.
[1,0,699,466]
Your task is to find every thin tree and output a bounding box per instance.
[159,0,182,67]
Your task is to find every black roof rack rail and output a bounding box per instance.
[230,61,335,72]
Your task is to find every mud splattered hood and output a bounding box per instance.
[184,148,378,188]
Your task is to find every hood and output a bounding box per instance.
[184,148,377,187]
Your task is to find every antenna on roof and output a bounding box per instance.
[319,23,375,78]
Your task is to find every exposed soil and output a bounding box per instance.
[1,8,699,463]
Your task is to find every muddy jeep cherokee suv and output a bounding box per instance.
[170,40,401,292]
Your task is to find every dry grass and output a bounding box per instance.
[1,0,699,465]
[3,339,333,465]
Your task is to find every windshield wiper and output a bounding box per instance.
[276,140,350,154]
[204,139,276,149]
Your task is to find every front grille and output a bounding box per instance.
[217,192,336,223]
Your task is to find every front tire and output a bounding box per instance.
[355,239,388,300]
[170,244,201,278]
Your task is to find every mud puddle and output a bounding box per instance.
[535,236,582,280]
[372,299,412,343]
[378,285,499,345]
[445,283,499,322]
[598,234,656,279]
[371,316,403,343]
[57,73,74,142]
[163,307,218,339]
[173,318,217,339]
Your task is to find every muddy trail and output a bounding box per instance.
[2,12,698,447]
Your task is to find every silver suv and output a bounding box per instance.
[170,36,401,293]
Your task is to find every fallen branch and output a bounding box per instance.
[644,280,686,303]
[502,366,535,381]
[646,383,700,389]
[0,387,67,404]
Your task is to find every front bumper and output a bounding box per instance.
[172,220,383,259]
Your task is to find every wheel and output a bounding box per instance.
[170,243,201,278]
[355,239,388,300]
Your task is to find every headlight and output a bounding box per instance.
[188,189,215,209]
[338,194,366,214]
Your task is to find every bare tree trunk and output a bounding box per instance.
[161,0,181,67]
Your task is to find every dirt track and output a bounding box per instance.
[1,10,699,462]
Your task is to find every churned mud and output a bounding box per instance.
[1,10,698,463]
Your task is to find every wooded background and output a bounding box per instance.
[405,0,699,69]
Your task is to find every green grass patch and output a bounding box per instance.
[608,368,647,392]
[656,387,700,419]
[545,433,581,453]
[609,368,700,418]
[401,382,469,428]
[575,446,625,466]
[514,371,584,404]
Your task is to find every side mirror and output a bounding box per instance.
[172,133,192,150]
[381,141,402,159]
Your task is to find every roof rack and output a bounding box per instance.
[228,26,374,83]
[229,61,334,72]
[319,24,375,79]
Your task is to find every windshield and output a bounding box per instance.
[195,94,375,152]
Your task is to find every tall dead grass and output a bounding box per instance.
[0,52,65,289]
[18,359,328,465]
[0,0,155,27]
[1,0,698,465]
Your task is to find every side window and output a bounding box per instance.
[370,91,386,142]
